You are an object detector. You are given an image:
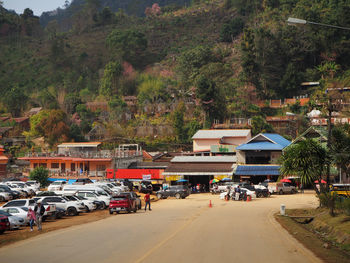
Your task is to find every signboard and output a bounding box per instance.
[142,174,151,180]
[211,145,236,153]
[166,175,182,182]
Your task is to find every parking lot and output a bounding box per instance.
[0,192,322,263]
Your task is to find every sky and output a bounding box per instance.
[3,0,69,16]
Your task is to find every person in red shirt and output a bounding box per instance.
[144,193,151,211]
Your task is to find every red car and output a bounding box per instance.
[0,215,10,234]
[109,195,137,214]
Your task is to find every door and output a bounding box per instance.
[61,163,66,173]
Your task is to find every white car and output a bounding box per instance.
[220,188,256,200]
[48,181,67,192]
[63,195,96,212]
[26,180,41,191]
[1,199,56,219]
[75,191,111,209]
[0,188,12,201]
[5,182,35,196]
[1,207,29,224]
[0,210,25,229]
[34,196,85,216]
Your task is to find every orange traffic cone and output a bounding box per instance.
[209,200,212,208]
[246,195,251,202]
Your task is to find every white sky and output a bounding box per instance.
[3,0,69,16]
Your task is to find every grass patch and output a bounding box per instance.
[275,208,350,263]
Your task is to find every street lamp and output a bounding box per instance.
[287,17,350,31]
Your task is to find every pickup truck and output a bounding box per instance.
[0,199,56,220]
[268,182,297,194]
[109,194,137,214]
[34,196,85,216]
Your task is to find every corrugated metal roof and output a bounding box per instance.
[192,129,251,139]
[236,133,291,151]
[236,142,286,150]
[262,134,291,148]
[171,156,237,163]
[235,165,280,176]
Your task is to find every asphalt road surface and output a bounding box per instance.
[0,193,322,263]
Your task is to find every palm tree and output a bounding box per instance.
[280,139,329,196]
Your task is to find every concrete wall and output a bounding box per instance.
[193,139,220,152]
[223,136,251,146]
[237,151,246,164]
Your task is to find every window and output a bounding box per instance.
[87,193,95,197]
[96,165,106,171]
[4,200,26,207]
[51,163,59,169]
[39,163,47,168]
[8,208,18,214]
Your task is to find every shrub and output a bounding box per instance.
[29,166,49,188]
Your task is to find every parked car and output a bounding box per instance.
[0,188,12,201]
[1,207,29,224]
[26,180,41,191]
[268,182,297,194]
[238,183,270,198]
[0,210,25,229]
[63,195,96,212]
[73,178,94,185]
[109,194,137,214]
[0,214,10,234]
[0,184,19,199]
[33,196,85,216]
[156,185,190,199]
[0,199,56,220]
[139,181,153,194]
[119,192,141,209]
[48,181,67,192]
[75,191,110,209]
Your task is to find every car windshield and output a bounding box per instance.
[0,210,11,216]
[51,182,63,185]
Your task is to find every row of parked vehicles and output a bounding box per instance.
[214,181,298,201]
[0,179,144,234]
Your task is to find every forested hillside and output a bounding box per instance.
[0,0,350,150]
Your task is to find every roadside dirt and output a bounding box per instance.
[0,210,110,248]
[0,193,158,248]
[276,210,350,263]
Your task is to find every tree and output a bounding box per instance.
[21,8,34,20]
[195,75,226,127]
[250,116,274,136]
[100,61,123,97]
[4,85,28,117]
[137,75,168,105]
[29,167,49,187]
[172,102,186,142]
[330,126,350,183]
[220,18,244,42]
[280,139,329,197]
[106,29,147,67]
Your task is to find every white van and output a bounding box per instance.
[61,185,111,198]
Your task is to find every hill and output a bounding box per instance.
[0,0,350,151]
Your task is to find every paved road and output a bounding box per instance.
[0,193,322,263]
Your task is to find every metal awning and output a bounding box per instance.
[235,165,280,176]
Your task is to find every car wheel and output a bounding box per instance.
[134,207,137,213]
[156,193,162,199]
[291,189,297,194]
[175,193,181,199]
[101,202,106,210]
[0,229,4,234]
[85,205,90,212]
[257,192,263,198]
[0,196,4,202]
[127,208,131,214]
[279,190,284,195]
[42,216,47,222]
[67,207,78,216]
[109,209,113,215]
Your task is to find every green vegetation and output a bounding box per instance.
[0,0,350,149]
[29,166,49,187]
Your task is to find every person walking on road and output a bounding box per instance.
[34,200,45,231]
[27,207,36,232]
[144,193,151,211]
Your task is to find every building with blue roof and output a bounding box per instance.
[234,133,291,183]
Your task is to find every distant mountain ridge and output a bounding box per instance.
[40,0,191,27]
